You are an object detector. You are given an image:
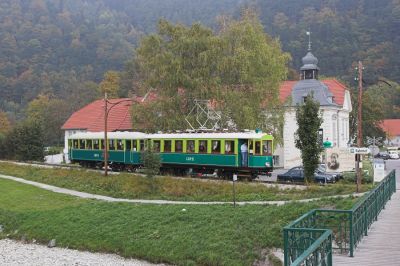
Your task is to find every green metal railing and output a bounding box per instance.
[283,170,396,266]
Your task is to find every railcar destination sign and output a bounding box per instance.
[348,147,370,154]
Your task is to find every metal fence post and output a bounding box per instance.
[349,212,354,257]
[283,228,289,266]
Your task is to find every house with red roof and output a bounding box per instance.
[380,119,400,146]
[61,92,157,161]
[275,48,352,169]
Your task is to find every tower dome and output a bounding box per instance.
[301,52,318,69]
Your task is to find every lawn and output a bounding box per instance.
[0,178,357,266]
[0,162,372,202]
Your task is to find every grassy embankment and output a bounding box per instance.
[0,162,372,202]
[0,178,358,266]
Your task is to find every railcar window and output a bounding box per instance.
[225,140,235,154]
[199,140,207,153]
[164,140,172,152]
[212,140,220,153]
[86,140,93,149]
[175,140,183,152]
[249,141,253,154]
[93,140,100,149]
[100,140,104,150]
[262,140,272,155]
[133,140,138,151]
[79,139,85,149]
[126,140,132,150]
[255,141,261,155]
[109,139,116,150]
[73,140,79,149]
[116,139,124,150]
[153,140,161,152]
[187,140,195,153]
[140,140,145,151]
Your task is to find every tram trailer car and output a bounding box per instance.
[68,132,147,171]
[68,131,274,179]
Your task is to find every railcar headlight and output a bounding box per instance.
[265,162,270,167]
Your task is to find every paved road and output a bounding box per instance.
[334,159,400,265]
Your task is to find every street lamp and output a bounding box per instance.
[103,93,133,176]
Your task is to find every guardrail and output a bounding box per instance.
[283,170,396,266]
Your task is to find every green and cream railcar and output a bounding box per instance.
[149,132,273,178]
[68,131,274,178]
[68,132,147,170]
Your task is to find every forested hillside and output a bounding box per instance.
[0,0,399,145]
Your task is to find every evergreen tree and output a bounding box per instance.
[295,94,323,183]
[141,144,162,178]
[8,121,44,161]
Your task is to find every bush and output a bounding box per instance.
[141,147,161,178]
[342,171,373,184]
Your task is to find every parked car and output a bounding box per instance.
[374,152,390,160]
[388,150,399,160]
[277,166,335,183]
[317,164,342,181]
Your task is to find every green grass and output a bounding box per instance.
[0,178,357,265]
[0,162,373,202]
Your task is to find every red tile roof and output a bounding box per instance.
[380,119,400,136]
[62,98,136,132]
[279,78,347,105]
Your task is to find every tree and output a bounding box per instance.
[132,10,290,138]
[98,71,121,98]
[8,121,44,161]
[0,111,11,135]
[295,94,323,183]
[141,146,162,178]
[26,94,70,146]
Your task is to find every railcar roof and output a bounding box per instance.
[68,131,273,140]
[69,132,147,139]
[149,132,271,139]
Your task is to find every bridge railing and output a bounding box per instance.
[283,170,396,266]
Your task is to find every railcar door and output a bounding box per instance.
[238,139,249,167]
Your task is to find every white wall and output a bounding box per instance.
[281,106,350,169]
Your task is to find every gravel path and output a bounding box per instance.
[0,239,163,266]
[0,173,365,205]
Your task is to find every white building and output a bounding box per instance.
[274,48,352,169]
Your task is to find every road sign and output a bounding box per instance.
[348,147,370,154]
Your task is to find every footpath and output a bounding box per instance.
[0,173,364,206]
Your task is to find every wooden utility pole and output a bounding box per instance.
[356,61,363,192]
[104,93,108,176]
